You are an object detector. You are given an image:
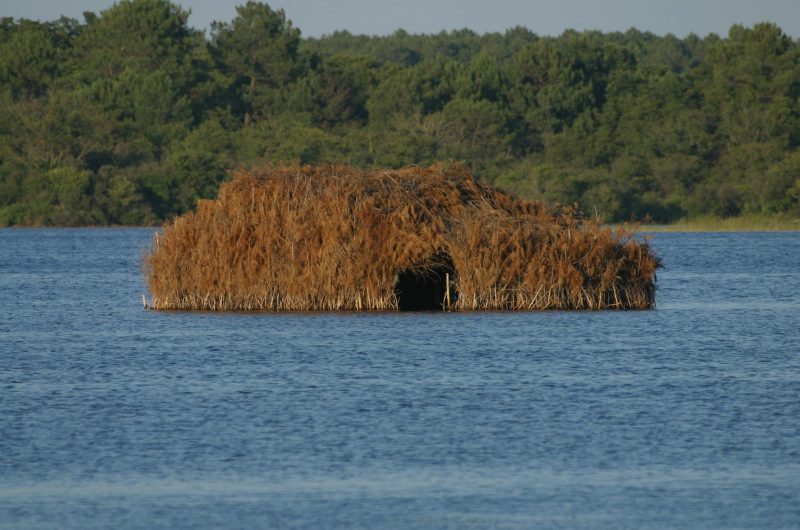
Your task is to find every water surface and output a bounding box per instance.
[1,229,799,529]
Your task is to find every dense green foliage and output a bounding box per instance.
[1,0,799,225]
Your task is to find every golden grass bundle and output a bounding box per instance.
[144,164,658,311]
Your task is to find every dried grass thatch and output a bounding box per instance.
[145,164,658,311]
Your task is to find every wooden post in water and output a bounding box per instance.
[445,273,451,311]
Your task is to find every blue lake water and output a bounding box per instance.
[1,228,799,529]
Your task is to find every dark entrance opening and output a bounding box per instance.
[394,254,456,311]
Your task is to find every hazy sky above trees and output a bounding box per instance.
[4,0,799,37]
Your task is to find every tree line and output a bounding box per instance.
[1,0,798,225]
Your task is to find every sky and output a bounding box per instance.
[3,0,799,38]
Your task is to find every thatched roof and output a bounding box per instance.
[145,164,658,311]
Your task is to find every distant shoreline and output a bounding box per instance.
[3,215,800,232]
[633,215,800,233]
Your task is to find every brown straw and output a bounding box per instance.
[144,163,658,311]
